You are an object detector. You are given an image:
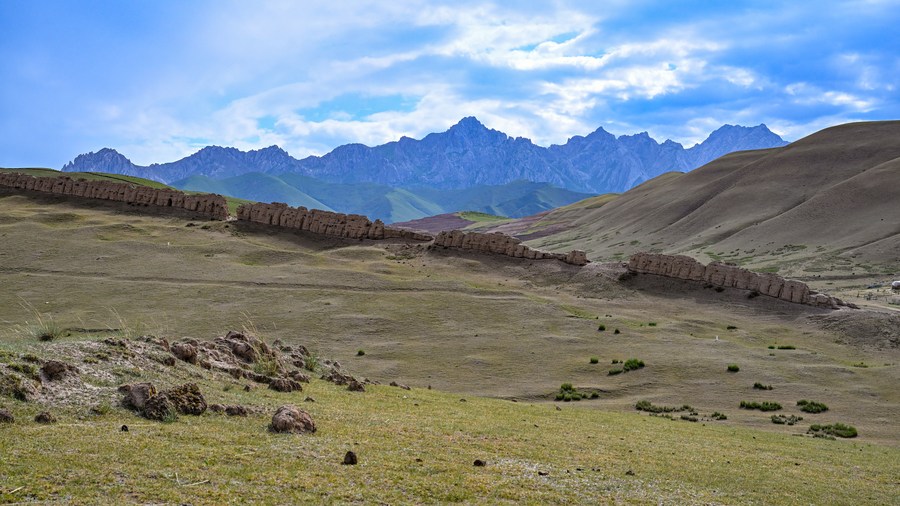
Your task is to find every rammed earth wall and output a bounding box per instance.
[0,172,228,220]
[627,252,854,309]
[433,230,588,266]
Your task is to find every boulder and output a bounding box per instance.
[164,383,207,415]
[225,405,249,417]
[41,360,78,381]
[142,393,177,421]
[269,405,316,434]
[34,411,57,424]
[347,380,366,392]
[269,378,303,393]
[170,343,198,364]
[119,382,157,411]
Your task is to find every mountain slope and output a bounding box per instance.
[487,121,900,276]
[62,119,787,194]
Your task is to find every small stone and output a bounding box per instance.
[120,424,129,432]
[538,471,549,476]
[625,469,635,476]
[342,451,358,465]
[34,411,57,424]
[555,406,562,411]
[473,459,486,467]
[347,380,365,392]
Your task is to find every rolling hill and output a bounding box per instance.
[479,121,900,278]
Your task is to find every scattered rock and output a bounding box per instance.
[269,405,316,434]
[538,471,549,476]
[320,368,357,386]
[41,360,78,381]
[288,370,311,383]
[34,411,57,424]
[625,469,635,476]
[119,382,158,411]
[164,383,207,415]
[142,394,177,421]
[473,459,486,467]
[170,342,198,364]
[389,381,411,390]
[120,424,128,432]
[225,405,249,417]
[269,378,303,393]
[209,404,225,413]
[304,396,316,403]
[347,380,366,392]
[342,451,358,465]
[0,408,14,423]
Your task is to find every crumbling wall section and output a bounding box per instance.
[0,172,228,220]
[235,202,433,242]
[433,230,588,266]
[627,252,854,309]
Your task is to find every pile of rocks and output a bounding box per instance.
[0,172,228,219]
[627,252,855,309]
[433,230,588,266]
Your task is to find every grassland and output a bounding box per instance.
[1,190,898,503]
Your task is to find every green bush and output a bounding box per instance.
[560,382,574,392]
[797,400,828,413]
[611,359,620,364]
[597,324,606,331]
[648,322,657,327]
[808,423,857,438]
[608,368,623,376]
[726,325,737,330]
[753,382,773,390]
[740,401,782,411]
[777,345,796,350]
[771,414,803,425]
[680,414,699,422]
[622,358,645,372]
[710,412,727,420]
[590,391,599,399]
[589,357,599,364]
[635,400,691,413]
[356,349,365,356]
[727,364,740,372]
[614,328,620,334]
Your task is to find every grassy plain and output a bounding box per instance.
[0,190,898,503]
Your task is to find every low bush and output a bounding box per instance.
[808,423,857,438]
[648,322,657,327]
[771,414,803,425]
[710,412,727,420]
[608,368,623,376]
[613,328,620,334]
[726,325,737,330]
[356,349,365,356]
[590,391,599,399]
[727,364,740,372]
[557,383,583,401]
[597,324,606,331]
[589,357,599,364]
[622,358,645,372]
[740,401,782,411]
[635,400,691,413]
[797,400,828,413]
[777,345,796,350]
[611,359,620,364]
[753,382,773,390]
[680,414,698,422]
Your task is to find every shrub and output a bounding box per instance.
[808,423,857,438]
[648,322,657,327]
[560,383,574,392]
[753,382,773,390]
[635,400,691,413]
[768,345,776,349]
[589,357,599,364]
[680,414,699,422]
[726,325,737,330]
[771,414,803,425]
[590,391,599,399]
[622,359,645,372]
[614,328,620,334]
[608,368,623,376]
[710,412,728,420]
[555,392,564,401]
[556,382,584,401]
[714,287,725,292]
[777,345,796,350]
[727,364,740,372]
[611,359,620,364]
[797,400,828,413]
[740,401,782,411]
[304,355,319,372]
[357,349,365,356]
[597,324,606,331]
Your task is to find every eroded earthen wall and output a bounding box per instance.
[235,202,433,242]
[433,230,588,266]
[0,172,228,220]
[627,252,853,309]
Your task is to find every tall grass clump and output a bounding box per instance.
[797,400,828,413]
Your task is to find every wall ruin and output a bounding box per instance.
[433,230,588,266]
[0,172,228,220]
[627,252,854,309]
[235,202,433,242]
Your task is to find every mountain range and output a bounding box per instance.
[61,117,787,222]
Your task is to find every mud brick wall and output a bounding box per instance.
[433,230,588,266]
[627,252,853,309]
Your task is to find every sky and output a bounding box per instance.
[1,1,898,168]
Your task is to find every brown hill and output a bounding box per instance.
[484,121,900,282]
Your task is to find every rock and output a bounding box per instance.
[433,230,587,266]
[269,405,316,434]
[320,368,357,386]
[120,424,129,432]
[225,405,249,417]
[304,396,316,403]
[142,393,177,421]
[209,403,225,413]
[347,380,366,392]
[0,408,14,423]
[473,459,486,467]
[34,411,57,424]
[41,360,77,381]
[389,381,411,390]
[342,451,358,465]
[288,370,311,383]
[170,343,198,364]
[119,382,157,411]
[269,378,303,393]
[164,383,207,415]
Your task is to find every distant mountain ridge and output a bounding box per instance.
[62,118,787,194]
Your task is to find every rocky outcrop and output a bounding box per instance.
[433,230,588,266]
[0,172,228,220]
[236,202,433,242]
[627,252,854,309]
[269,405,316,434]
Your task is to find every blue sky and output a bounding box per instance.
[1,1,898,167]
